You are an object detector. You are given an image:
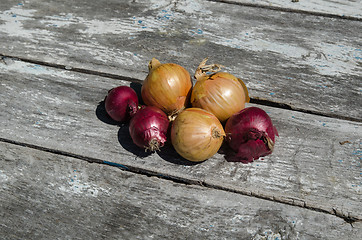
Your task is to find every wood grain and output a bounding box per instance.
[0,0,361,120]
[1,141,361,239]
[212,0,362,19]
[1,59,361,221]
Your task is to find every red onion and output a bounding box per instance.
[129,106,169,151]
[105,86,138,122]
[225,107,278,163]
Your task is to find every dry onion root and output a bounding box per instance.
[191,58,250,122]
[171,108,225,162]
[141,58,192,118]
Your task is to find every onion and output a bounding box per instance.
[105,86,138,122]
[141,58,192,116]
[191,58,249,122]
[129,106,170,151]
[171,108,225,162]
[225,107,278,163]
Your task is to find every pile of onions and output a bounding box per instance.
[225,107,278,163]
[141,58,192,116]
[171,108,225,162]
[103,58,278,163]
[129,106,169,151]
[190,58,250,122]
[105,86,138,122]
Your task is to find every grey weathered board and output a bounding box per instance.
[0,0,361,120]
[1,59,361,222]
[1,0,362,238]
[1,141,361,239]
[216,0,362,19]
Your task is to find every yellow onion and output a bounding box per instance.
[141,58,192,116]
[171,108,225,162]
[190,58,249,122]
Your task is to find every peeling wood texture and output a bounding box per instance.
[1,60,361,222]
[1,0,362,239]
[0,0,361,120]
[1,142,361,240]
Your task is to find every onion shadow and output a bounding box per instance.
[95,100,120,126]
[219,143,252,164]
[157,141,206,166]
[130,82,145,106]
[117,124,152,158]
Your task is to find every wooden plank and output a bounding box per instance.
[1,141,361,239]
[214,0,362,19]
[1,59,361,222]
[0,0,361,120]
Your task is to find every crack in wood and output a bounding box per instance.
[1,137,360,224]
[206,0,362,21]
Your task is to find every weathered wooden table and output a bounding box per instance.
[1,0,361,239]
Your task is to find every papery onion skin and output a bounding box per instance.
[129,106,170,151]
[191,59,249,123]
[225,107,278,163]
[141,58,192,115]
[171,108,225,162]
[105,86,138,122]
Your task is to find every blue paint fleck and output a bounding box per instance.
[291,116,295,119]
[355,56,362,60]
[12,14,17,17]
[352,150,362,156]
[338,159,343,163]
[103,161,129,170]
[134,53,137,56]
[269,92,275,96]
[70,178,74,182]
[74,169,76,172]
[18,3,23,5]
[322,123,326,127]
[138,20,142,24]
[245,33,249,36]
[141,26,147,29]
[162,9,167,13]
[196,29,203,34]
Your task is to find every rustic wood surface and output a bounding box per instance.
[0,0,361,239]
[1,141,361,240]
[0,0,361,120]
[1,59,361,221]
[216,0,362,19]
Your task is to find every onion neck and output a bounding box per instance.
[194,57,223,81]
[148,58,161,71]
[128,101,138,118]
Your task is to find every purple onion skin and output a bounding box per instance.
[225,107,278,163]
[105,86,138,123]
[129,106,169,151]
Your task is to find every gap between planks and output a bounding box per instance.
[1,137,360,225]
[1,53,361,123]
[206,0,362,21]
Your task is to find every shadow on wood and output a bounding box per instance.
[156,141,202,166]
[117,124,151,158]
[95,100,120,126]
